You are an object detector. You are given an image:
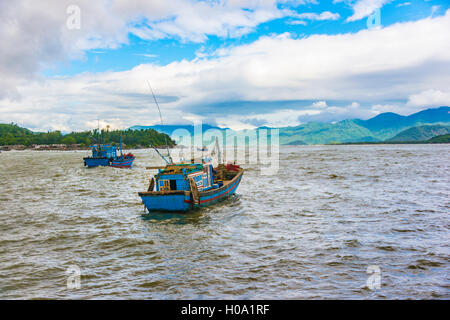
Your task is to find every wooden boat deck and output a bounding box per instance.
[138,168,243,197]
[198,168,243,196]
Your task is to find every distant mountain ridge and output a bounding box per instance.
[353,107,450,131]
[279,106,450,144]
[388,124,450,142]
[129,106,450,145]
[352,106,450,139]
[129,124,226,135]
[427,134,450,143]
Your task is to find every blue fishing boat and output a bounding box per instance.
[110,152,136,168]
[138,161,243,212]
[138,84,242,212]
[83,136,135,168]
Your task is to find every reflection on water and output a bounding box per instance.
[0,145,449,299]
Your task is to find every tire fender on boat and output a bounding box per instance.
[188,177,200,206]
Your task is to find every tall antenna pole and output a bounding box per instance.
[147,81,173,164]
[97,118,100,146]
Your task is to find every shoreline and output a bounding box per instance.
[0,144,175,151]
[326,141,450,145]
[1,142,448,152]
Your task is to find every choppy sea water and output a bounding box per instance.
[0,145,449,299]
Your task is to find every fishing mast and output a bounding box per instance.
[214,136,222,164]
[119,134,123,157]
[147,81,173,164]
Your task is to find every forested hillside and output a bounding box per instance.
[0,123,174,147]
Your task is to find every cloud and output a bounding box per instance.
[396,2,411,8]
[312,101,328,108]
[228,101,380,128]
[346,0,391,22]
[295,11,341,21]
[431,5,441,16]
[407,89,450,107]
[288,10,341,24]
[279,0,319,6]
[222,108,322,128]
[1,9,450,131]
[123,0,286,42]
[133,53,158,58]
[0,0,313,99]
[287,20,308,25]
[370,103,409,115]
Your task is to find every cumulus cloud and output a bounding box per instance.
[312,101,328,108]
[0,0,306,99]
[0,6,450,131]
[221,108,322,128]
[228,101,380,128]
[407,89,450,107]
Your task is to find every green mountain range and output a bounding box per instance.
[278,120,376,145]
[427,134,450,143]
[2,106,449,147]
[278,106,450,144]
[388,124,450,142]
[132,106,449,145]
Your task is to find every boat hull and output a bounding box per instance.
[110,157,135,168]
[140,191,192,212]
[83,157,109,167]
[138,168,243,212]
[194,171,242,208]
[83,156,135,168]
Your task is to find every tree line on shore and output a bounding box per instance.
[0,123,175,148]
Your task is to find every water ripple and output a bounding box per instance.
[0,145,449,299]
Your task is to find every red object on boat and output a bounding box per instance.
[226,163,240,172]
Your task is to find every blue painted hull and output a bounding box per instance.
[138,169,243,212]
[192,172,242,208]
[140,191,192,212]
[83,156,135,168]
[83,157,109,167]
[110,157,135,168]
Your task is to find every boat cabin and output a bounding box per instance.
[90,144,117,159]
[155,163,219,192]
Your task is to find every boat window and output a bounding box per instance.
[159,180,170,191]
[170,180,177,190]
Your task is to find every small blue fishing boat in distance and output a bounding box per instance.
[83,136,135,168]
[138,161,243,212]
